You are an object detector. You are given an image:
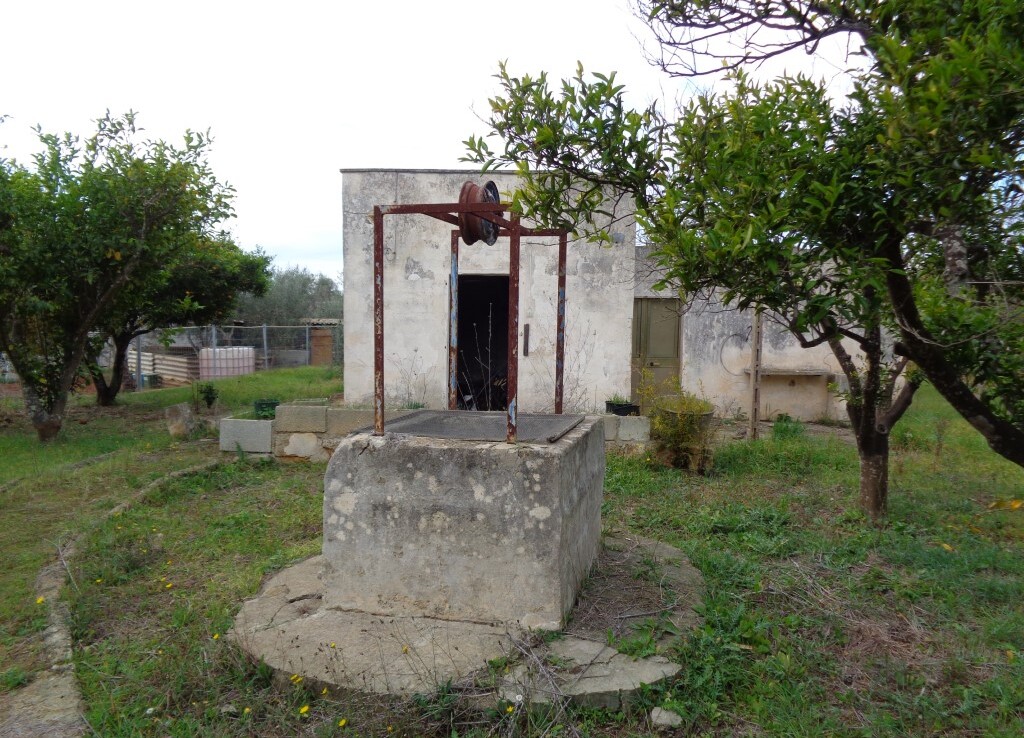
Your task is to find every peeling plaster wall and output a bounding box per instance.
[342,170,636,412]
[680,295,848,422]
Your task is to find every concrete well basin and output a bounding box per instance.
[322,413,604,630]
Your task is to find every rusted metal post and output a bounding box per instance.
[373,206,385,435]
[448,231,460,411]
[555,233,567,414]
[506,216,521,443]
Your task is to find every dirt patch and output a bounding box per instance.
[566,535,704,644]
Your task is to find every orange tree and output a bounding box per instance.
[466,0,1024,518]
[0,113,234,439]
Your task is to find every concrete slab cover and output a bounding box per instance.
[229,557,510,696]
[231,537,703,703]
[322,417,604,629]
[356,410,586,444]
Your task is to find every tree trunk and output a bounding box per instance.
[91,333,132,406]
[882,237,1024,467]
[857,435,890,522]
[22,383,67,442]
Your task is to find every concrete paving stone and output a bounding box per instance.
[650,706,684,728]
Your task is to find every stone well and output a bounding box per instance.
[321,411,604,630]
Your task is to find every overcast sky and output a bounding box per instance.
[1,1,857,282]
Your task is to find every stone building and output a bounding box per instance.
[341,169,846,422]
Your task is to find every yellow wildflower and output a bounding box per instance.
[321,687,328,695]
[243,706,251,715]
[338,718,347,727]
[165,582,173,589]
[299,704,310,716]
[506,705,514,714]
[35,596,45,605]
[212,633,220,640]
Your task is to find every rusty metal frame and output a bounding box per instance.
[373,197,569,443]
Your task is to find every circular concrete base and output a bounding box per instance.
[229,536,704,704]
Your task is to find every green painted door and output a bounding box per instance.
[631,298,681,410]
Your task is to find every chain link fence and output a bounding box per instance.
[123,323,343,386]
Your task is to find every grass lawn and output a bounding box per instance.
[3,377,1023,736]
[0,366,342,686]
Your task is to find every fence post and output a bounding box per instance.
[211,325,218,378]
[135,335,143,391]
[306,325,311,366]
[262,324,269,370]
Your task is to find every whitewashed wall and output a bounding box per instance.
[341,170,637,413]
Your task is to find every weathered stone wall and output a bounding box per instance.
[680,295,849,422]
[321,418,605,630]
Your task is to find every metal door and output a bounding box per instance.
[631,298,681,408]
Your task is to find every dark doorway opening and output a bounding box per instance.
[456,275,509,410]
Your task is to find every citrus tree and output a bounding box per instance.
[466,0,1024,517]
[0,113,234,439]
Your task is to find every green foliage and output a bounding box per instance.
[232,266,343,326]
[0,112,235,438]
[771,414,805,441]
[467,0,1024,472]
[197,382,219,409]
[0,666,29,693]
[640,374,716,471]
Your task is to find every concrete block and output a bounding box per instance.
[275,404,327,433]
[327,408,417,436]
[275,432,329,462]
[220,418,273,454]
[326,408,375,436]
[602,415,620,441]
[322,418,605,630]
[616,416,650,442]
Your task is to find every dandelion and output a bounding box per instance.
[35,596,45,605]
[299,704,310,716]
[243,707,251,715]
[212,633,220,640]
[165,582,173,589]
[329,642,336,648]
[506,705,514,714]
[338,718,347,727]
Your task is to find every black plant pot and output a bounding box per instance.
[605,401,640,417]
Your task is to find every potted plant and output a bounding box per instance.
[605,393,640,417]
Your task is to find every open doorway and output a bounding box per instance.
[456,275,509,410]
